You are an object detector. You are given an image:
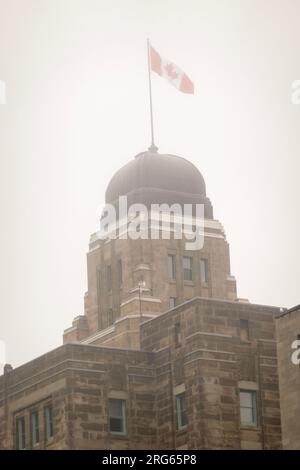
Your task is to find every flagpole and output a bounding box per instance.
[147,38,158,152]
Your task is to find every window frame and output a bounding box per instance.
[44,405,54,442]
[117,259,123,287]
[239,390,257,427]
[109,399,127,436]
[168,254,176,281]
[16,416,26,450]
[30,410,40,447]
[240,318,250,342]
[200,258,209,285]
[106,265,112,292]
[107,308,114,326]
[174,321,181,347]
[175,392,188,430]
[183,256,193,282]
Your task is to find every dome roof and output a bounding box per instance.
[105,150,213,219]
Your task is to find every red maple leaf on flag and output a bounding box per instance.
[165,63,178,80]
[149,43,194,94]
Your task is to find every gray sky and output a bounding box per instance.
[0,0,299,369]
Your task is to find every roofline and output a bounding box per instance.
[141,295,281,327]
[0,342,156,379]
[276,304,300,318]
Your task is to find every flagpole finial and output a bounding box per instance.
[148,143,158,153]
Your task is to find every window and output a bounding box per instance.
[200,258,209,285]
[240,319,250,342]
[240,390,257,426]
[16,416,26,450]
[176,393,187,430]
[109,399,126,435]
[183,256,193,281]
[30,411,39,447]
[44,405,54,441]
[117,259,123,287]
[175,322,181,347]
[169,297,176,309]
[168,255,176,280]
[96,268,101,298]
[107,308,113,326]
[106,265,112,292]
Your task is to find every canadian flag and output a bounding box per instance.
[150,45,194,94]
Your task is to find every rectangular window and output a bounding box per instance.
[240,390,257,426]
[106,265,112,292]
[175,322,181,347]
[30,411,39,447]
[240,319,250,342]
[16,416,26,450]
[200,258,209,285]
[108,308,113,326]
[109,399,126,435]
[176,393,188,430]
[168,255,176,280]
[183,256,193,281]
[169,297,176,309]
[117,259,122,287]
[44,405,54,441]
[96,268,101,299]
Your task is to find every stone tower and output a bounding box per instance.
[63,150,237,346]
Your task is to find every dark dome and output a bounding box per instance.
[105,151,213,219]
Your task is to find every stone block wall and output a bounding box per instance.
[276,306,300,449]
[141,298,282,449]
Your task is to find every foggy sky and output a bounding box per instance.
[0,0,299,369]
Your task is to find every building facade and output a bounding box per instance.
[0,298,281,450]
[0,149,287,450]
[276,305,300,449]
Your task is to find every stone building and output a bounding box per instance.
[276,305,300,449]
[0,150,283,449]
